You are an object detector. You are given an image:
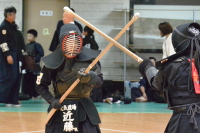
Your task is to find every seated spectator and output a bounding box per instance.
[124,57,157,102]
[103,90,122,104]
[124,56,166,103]
[22,29,44,99]
[124,80,140,100]
[135,76,155,102]
[133,76,166,103]
[83,26,101,102]
[135,57,157,102]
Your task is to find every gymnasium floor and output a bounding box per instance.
[0,99,172,133]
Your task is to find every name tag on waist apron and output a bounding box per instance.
[60,99,79,133]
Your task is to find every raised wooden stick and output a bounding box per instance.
[64,7,143,63]
[45,12,140,124]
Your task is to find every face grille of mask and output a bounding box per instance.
[61,33,82,58]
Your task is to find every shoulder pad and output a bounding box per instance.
[172,56,187,62]
[41,48,64,69]
[75,47,101,61]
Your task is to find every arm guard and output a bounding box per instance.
[145,67,158,87]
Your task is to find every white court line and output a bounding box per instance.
[18,128,138,133]
[101,128,138,133]
[18,130,44,133]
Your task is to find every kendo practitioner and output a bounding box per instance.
[36,10,103,133]
[49,8,83,52]
[22,29,44,99]
[139,22,200,133]
[0,6,21,106]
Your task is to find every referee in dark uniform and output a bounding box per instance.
[49,8,83,52]
[0,6,21,106]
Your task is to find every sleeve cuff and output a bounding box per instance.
[4,51,10,56]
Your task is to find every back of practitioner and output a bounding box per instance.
[139,22,200,133]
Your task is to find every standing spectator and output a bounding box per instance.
[82,26,99,50]
[14,24,26,63]
[0,6,21,106]
[49,8,83,52]
[22,29,44,99]
[158,22,176,59]
[82,25,101,102]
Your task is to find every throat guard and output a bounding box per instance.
[41,47,65,69]
[75,47,101,61]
